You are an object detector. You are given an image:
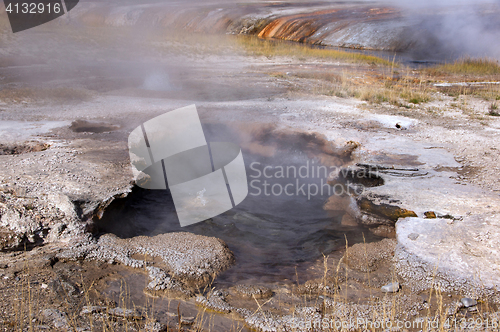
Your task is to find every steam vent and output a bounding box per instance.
[1,0,500,331]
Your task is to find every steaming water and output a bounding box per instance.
[142,72,181,91]
[98,125,382,284]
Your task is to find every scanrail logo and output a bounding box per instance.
[4,0,79,33]
[128,105,249,227]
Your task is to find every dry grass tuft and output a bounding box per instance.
[237,36,394,66]
[488,102,500,116]
[429,57,500,76]
[320,75,433,107]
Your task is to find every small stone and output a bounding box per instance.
[424,211,437,219]
[80,306,106,315]
[108,307,143,320]
[461,298,477,308]
[408,233,419,240]
[381,282,400,293]
[180,316,195,325]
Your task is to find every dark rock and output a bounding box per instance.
[0,141,49,156]
[424,211,437,218]
[357,196,417,225]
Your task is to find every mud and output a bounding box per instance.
[69,120,120,134]
[345,238,397,273]
[0,245,249,331]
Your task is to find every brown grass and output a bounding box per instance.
[237,36,394,66]
[435,83,500,101]
[317,73,433,107]
[488,102,500,116]
[428,57,500,76]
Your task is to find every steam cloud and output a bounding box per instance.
[391,0,500,60]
